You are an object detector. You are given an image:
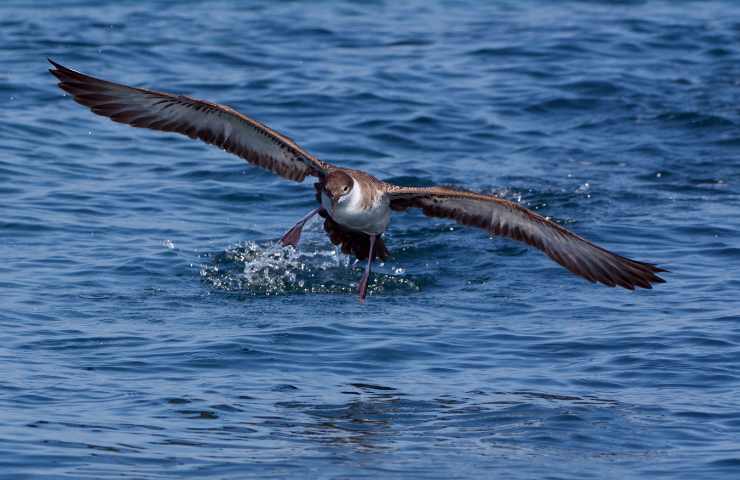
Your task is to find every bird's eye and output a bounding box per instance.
[343,186,349,192]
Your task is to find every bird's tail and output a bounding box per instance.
[319,210,389,261]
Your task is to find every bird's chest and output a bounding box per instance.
[320,184,390,235]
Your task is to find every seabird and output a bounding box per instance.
[48,59,666,302]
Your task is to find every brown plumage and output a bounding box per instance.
[49,59,666,300]
[386,186,665,290]
[314,181,389,261]
[48,59,328,182]
[323,171,354,201]
[319,210,390,261]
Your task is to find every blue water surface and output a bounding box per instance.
[2,0,740,478]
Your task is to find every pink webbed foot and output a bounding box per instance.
[279,208,320,248]
[280,224,303,247]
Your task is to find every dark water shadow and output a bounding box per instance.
[264,384,658,462]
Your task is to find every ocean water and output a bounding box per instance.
[2,0,740,478]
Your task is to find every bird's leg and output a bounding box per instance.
[280,207,321,247]
[357,234,376,304]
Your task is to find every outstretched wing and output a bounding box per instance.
[386,185,666,289]
[49,59,330,182]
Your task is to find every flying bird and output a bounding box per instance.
[48,59,666,302]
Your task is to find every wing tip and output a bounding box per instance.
[48,58,62,78]
[48,58,71,75]
[617,262,667,290]
[566,255,667,291]
[48,58,77,84]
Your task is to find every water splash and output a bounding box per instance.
[200,240,421,296]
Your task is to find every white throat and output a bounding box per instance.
[341,181,364,212]
[321,180,390,235]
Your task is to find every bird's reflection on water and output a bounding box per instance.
[270,384,400,452]
[261,384,626,455]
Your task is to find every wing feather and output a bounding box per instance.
[49,59,329,182]
[387,185,666,289]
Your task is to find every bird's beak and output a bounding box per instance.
[324,190,338,209]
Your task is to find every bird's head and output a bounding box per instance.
[324,171,354,207]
